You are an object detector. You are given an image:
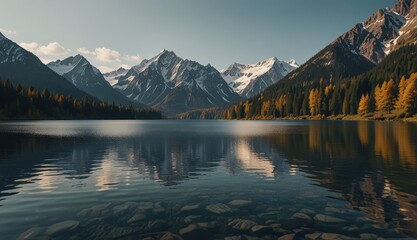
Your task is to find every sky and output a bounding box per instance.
[0,0,397,73]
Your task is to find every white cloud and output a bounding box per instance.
[95,47,121,63]
[20,42,71,63]
[77,47,95,55]
[78,47,141,72]
[0,28,17,35]
[77,47,140,64]
[37,42,70,56]
[123,54,141,62]
[20,42,39,52]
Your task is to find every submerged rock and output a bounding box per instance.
[46,220,79,235]
[277,233,295,240]
[228,219,257,232]
[127,213,147,224]
[228,200,252,207]
[314,214,346,224]
[179,224,207,239]
[160,232,184,240]
[292,212,313,222]
[17,227,46,240]
[321,233,341,240]
[146,220,169,232]
[179,204,200,214]
[324,207,343,214]
[205,203,233,215]
[304,232,322,240]
[184,215,203,224]
[250,225,273,236]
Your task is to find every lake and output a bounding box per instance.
[0,120,416,240]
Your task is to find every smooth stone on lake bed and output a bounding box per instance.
[304,233,322,240]
[278,233,295,240]
[205,203,233,215]
[160,232,184,240]
[228,219,257,231]
[250,225,273,235]
[184,215,202,224]
[179,204,200,213]
[46,220,79,235]
[127,213,147,224]
[292,212,313,221]
[314,214,346,223]
[17,227,45,240]
[179,224,207,239]
[228,200,252,206]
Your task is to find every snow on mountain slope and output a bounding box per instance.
[221,57,298,98]
[48,55,144,107]
[114,50,241,115]
[103,67,128,86]
[337,0,417,64]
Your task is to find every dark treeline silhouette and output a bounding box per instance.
[0,79,162,120]
[224,44,417,119]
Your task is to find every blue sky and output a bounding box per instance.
[0,0,397,72]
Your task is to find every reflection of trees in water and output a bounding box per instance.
[263,121,417,237]
[0,133,96,199]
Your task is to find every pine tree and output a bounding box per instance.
[395,76,407,110]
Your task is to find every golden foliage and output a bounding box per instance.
[375,79,396,113]
[358,94,369,114]
[309,89,320,115]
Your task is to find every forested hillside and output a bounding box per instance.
[224,45,417,119]
[0,80,161,120]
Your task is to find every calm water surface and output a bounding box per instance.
[0,120,416,240]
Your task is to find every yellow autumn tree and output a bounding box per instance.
[309,88,320,115]
[275,95,286,116]
[375,79,396,113]
[358,94,369,114]
[402,75,417,113]
[261,100,271,117]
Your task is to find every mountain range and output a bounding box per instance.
[47,55,142,107]
[112,50,243,115]
[224,0,417,120]
[260,0,417,99]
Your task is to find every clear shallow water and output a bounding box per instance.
[0,120,416,240]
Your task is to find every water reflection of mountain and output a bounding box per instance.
[1,121,417,236]
[263,121,417,237]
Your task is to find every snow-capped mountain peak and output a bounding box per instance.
[113,50,241,115]
[221,57,298,98]
[288,59,299,68]
[47,55,141,107]
[47,54,90,76]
